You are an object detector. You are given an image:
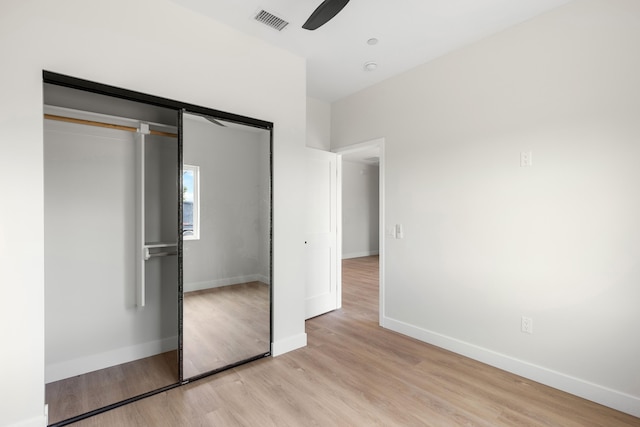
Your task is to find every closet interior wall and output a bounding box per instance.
[43,83,180,423]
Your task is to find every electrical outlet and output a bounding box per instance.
[520,151,533,167]
[521,316,533,334]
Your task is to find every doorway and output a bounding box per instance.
[334,138,385,324]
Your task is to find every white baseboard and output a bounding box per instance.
[7,414,48,427]
[45,336,178,383]
[271,333,307,357]
[257,274,271,285]
[382,316,640,418]
[342,250,379,260]
[184,274,269,293]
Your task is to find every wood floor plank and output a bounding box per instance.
[68,256,639,426]
[46,351,179,425]
[183,281,270,379]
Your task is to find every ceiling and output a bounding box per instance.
[341,146,380,166]
[170,0,572,103]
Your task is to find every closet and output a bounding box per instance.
[43,72,272,426]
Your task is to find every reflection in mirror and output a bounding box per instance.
[183,164,200,240]
[182,112,271,379]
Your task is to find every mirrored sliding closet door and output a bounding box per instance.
[181,111,272,380]
[43,72,273,426]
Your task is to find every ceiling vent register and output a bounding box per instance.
[254,10,289,31]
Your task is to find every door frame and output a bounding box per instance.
[332,138,385,325]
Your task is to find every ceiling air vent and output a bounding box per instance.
[254,10,289,31]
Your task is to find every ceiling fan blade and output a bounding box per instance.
[302,0,350,30]
[204,116,226,127]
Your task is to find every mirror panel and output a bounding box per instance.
[181,111,271,379]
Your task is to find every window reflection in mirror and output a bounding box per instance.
[183,164,200,240]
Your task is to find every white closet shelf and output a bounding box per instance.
[144,242,177,248]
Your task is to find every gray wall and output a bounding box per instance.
[332,0,640,416]
[183,115,270,291]
[341,161,379,258]
[44,118,178,382]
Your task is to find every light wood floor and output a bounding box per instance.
[67,256,639,426]
[183,282,271,378]
[47,281,270,425]
[46,351,178,425]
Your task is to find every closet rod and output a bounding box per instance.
[44,114,177,138]
[148,251,178,258]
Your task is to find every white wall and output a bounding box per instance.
[341,161,379,259]
[332,0,640,417]
[306,97,331,150]
[0,1,306,426]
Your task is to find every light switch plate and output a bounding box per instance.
[395,224,403,239]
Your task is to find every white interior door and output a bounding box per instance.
[305,148,339,319]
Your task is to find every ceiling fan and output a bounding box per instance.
[302,0,350,30]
